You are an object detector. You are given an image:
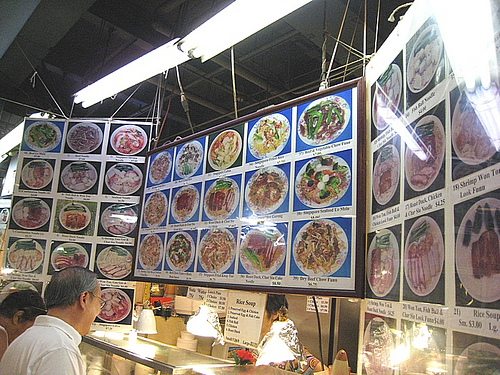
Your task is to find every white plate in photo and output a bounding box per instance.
[110,125,147,155]
[248,113,290,159]
[24,121,61,151]
[21,159,53,190]
[166,232,196,272]
[12,198,50,229]
[66,122,103,153]
[175,140,203,178]
[367,229,399,297]
[51,242,89,271]
[61,162,98,193]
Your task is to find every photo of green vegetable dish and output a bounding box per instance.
[24,121,61,151]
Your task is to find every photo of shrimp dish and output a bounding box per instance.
[452,91,497,165]
[208,129,242,170]
[111,125,147,155]
[249,114,290,159]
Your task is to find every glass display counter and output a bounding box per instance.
[81,331,233,375]
[80,332,296,375]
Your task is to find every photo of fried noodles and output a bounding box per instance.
[149,151,172,184]
[199,229,236,273]
[139,233,163,270]
[144,191,167,227]
[293,219,347,276]
[245,166,288,215]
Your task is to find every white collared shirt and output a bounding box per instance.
[0,315,84,375]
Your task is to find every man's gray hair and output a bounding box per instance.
[45,267,98,309]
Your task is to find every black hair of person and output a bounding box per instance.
[0,290,46,322]
[265,294,289,320]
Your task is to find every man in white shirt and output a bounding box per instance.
[0,267,103,375]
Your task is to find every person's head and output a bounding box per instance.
[0,290,46,343]
[260,294,288,341]
[45,267,101,335]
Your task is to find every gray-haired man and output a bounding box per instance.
[0,267,102,375]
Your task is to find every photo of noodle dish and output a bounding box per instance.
[66,122,103,153]
[21,159,53,190]
[172,185,199,222]
[61,162,98,193]
[295,155,351,208]
[97,246,133,279]
[362,317,394,375]
[175,140,203,178]
[166,232,195,272]
[101,203,137,236]
[51,243,88,271]
[372,64,402,131]
[58,202,91,232]
[407,24,443,93]
[199,228,236,273]
[452,91,497,165]
[373,144,400,206]
[298,95,350,146]
[293,219,347,276]
[12,198,50,230]
[204,177,239,220]
[404,216,444,296]
[456,197,500,303]
[208,129,242,170]
[7,239,44,273]
[245,166,288,215]
[144,191,168,228]
[24,121,61,152]
[248,113,290,159]
[149,151,172,184]
[240,227,286,275]
[105,163,143,195]
[110,125,147,155]
[454,342,500,375]
[98,288,132,323]
[139,233,163,270]
[367,229,399,297]
[405,115,445,192]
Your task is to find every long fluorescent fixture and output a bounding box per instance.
[432,0,497,91]
[73,39,189,108]
[177,0,314,62]
[0,123,23,160]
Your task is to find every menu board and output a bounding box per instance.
[0,118,151,331]
[362,0,500,374]
[134,80,365,297]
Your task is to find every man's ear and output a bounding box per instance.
[12,310,25,325]
[78,291,89,310]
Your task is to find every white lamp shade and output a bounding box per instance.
[136,309,157,334]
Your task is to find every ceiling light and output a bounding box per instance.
[432,0,497,91]
[178,0,314,62]
[73,39,189,108]
[0,122,23,155]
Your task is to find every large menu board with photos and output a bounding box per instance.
[134,80,365,297]
[0,118,152,332]
[362,0,500,374]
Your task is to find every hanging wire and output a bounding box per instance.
[176,65,195,134]
[110,83,143,118]
[230,46,238,119]
[323,0,351,89]
[342,1,363,81]
[363,0,367,75]
[374,0,381,53]
[15,41,68,119]
[154,98,171,149]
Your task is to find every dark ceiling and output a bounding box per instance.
[0,0,410,147]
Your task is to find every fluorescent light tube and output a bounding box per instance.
[178,0,313,62]
[74,39,189,108]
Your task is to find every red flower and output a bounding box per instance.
[231,349,256,365]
